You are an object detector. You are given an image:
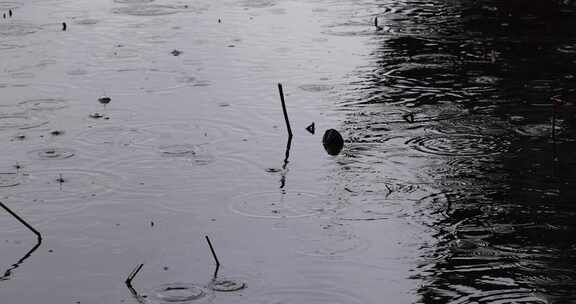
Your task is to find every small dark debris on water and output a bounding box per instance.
[13,134,26,140]
[2,13,5,19]
[50,130,64,136]
[402,112,415,123]
[306,122,315,134]
[150,221,154,227]
[9,9,12,17]
[57,173,65,183]
[322,129,344,156]
[374,17,383,31]
[385,184,393,196]
[344,187,354,193]
[218,18,221,23]
[89,112,105,119]
[171,49,182,56]
[227,44,235,48]
[163,266,169,271]
[45,148,57,155]
[62,22,67,31]
[266,168,281,173]
[98,96,111,105]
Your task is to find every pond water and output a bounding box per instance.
[1,0,576,303]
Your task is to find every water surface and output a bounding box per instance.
[1,0,576,303]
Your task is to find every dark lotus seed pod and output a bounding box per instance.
[322,129,344,156]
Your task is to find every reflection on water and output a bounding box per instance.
[336,0,576,303]
[1,0,576,303]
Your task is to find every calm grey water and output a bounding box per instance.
[1,0,576,303]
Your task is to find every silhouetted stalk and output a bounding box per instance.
[125,263,146,304]
[277,83,293,139]
[0,235,42,281]
[125,263,144,286]
[0,201,42,242]
[205,236,220,271]
[280,135,292,189]
[384,184,393,198]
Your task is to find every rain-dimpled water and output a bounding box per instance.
[1,0,576,303]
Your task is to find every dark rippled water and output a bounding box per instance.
[1,0,576,303]
[337,0,576,303]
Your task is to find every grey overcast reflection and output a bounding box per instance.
[1,0,576,303]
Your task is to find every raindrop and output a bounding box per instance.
[27,147,75,160]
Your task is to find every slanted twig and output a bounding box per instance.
[0,236,42,281]
[277,83,293,138]
[0,201,42,241]
[385,184,393,198]
[280,136,293,189]
[125,263,144,286]
[205,236,220,268]
[124,263,146,304]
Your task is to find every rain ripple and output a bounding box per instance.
[448,288,547,304]
[27,147,76,160]
[406,134,509,157]
[19,98,69,111]
[230,191,343,219]
[236,288,365,304]
[112,4,201,16]
[1,168,121,218]
[151,283,214,304]
[0,23,41,37]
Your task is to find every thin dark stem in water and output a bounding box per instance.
[280,135,292,189]
[205,236,220,266]
[212,263,220,280]
[0,235,42,281]
[0,201,43,282]
[205,236,220,278]
[125,263,144,286]
[277,83,293,139]
[127,285,147,304]
[0,201,42,242]
[125,263,146,304]
[384,184,393,198]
